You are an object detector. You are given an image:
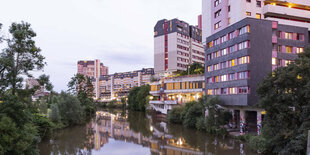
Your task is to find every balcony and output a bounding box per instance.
[263,4,310,20]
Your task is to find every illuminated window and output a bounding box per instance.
[256,13,261,19]
[285,46,292,53]
[297,48,303,53]
[228,18,231,24]
[246,12,251,16]
[214,9,221,18]
[272,58,277,65]
[214,21,222,30]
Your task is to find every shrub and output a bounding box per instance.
[167,106,184,124]
[248,135,268,153]
[183,103,204,128]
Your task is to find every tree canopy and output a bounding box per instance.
[256,46,310,154]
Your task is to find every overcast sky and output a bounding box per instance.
[0,0,202,92]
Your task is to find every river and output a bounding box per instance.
[39,110,258,155]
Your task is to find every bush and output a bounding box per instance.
[167,106,184,124]
[248,135,268,153]
[183,103,204,128]
[57,92,83,126]
[195,116,207,130]
[32,113,54,140]
[127,85,150,111]
[107,100,117,108]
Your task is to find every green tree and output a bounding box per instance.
[127,85,150,111]
[167,106,184,124]
[68,74,95,117]
[0,22,45,96]
[56,92,83,126]
[256,46,310,154]
[49,103,61,123]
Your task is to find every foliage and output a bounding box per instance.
[107,99,117,108]
[0,116,40,155]
[32,113,54,140]
[68,74,95,117]
[0,22,45,96]
[256,46,310,154]
[49,103,61,123]
[127,85,150,111]
[56,92,83,126]
[167,106,184,124]
[174,62,205,76]
[248,135,268,153]
[183,102,205,128]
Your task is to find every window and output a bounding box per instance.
[221,75,228,82]
[214,10,221,18]
[256,13,261,19]
[284,32,293,39]
[256,1,261,7]
[221,62,226,69]
[297,47,303,53]
[239,25,250,35]
[229,45,236,53]
[238,56,250,65]
[228,5,231,12]
[221,48,228,56]
[238,41,250,50]
[238,71,249,79]
[228,31,235,40]
[220,35,227,43]
[297,34,304,41]
[228,59,235,67]
[238,87,249,94]
[229,73,235,81]
[229,87,237,94]
[246,0,251,2]
[214,21,222,30]
[246,12,251,16]
[221,88,227,95]
[228,17,231,24]
[277,45,282,52]
[214,0,222,7]
[272,58,277,65]
[285,46,292,53]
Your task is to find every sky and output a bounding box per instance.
[0,0,202,92]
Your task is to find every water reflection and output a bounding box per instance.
[39,110,257,155]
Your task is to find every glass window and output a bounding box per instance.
[256,13,261,19]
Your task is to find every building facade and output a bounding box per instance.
[154,19,205,74]
[98,68,154,101]
[205,18,309,134]
[202,0,310,43]
[149,75,205,114]
[77,59,109,99]
[26,78,45,101]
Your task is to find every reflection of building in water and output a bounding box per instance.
[91,111,204,155]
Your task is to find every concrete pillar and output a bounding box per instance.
[240,110,246,135]
[230,109,236,128]
[257,111,262,135]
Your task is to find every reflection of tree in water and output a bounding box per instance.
[39,124,94,154]
[127,111,152,137]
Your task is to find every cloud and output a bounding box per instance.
[0,0,201,92]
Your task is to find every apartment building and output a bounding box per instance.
[205,18,309,134]
[98,68,154,101]
[77,59,109,99]
[26,78,45,101]
[154,19,205,74]
[202,0,310,43]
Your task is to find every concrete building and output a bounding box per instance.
[149,75,205,114]
[204,18,309,134]
[77,59,109,99]
[202,0,310,43]
[154,19,205,74]
[98,68,154,101]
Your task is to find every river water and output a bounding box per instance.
[39,110,258,155]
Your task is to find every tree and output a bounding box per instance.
[49,103,61,123]
[256,46,310,154]
[68,74,95,117]
[174,62,205,76]
[56,92,83,126]
[0,22,45,96]
[127,85,150,111]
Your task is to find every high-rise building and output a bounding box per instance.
[77,59,109,99]
[204,17,309,134]
[202,0,310,43]
[154,19,205,74]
